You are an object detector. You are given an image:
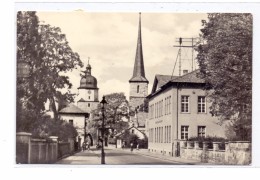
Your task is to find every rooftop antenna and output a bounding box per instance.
[173,37,197,76]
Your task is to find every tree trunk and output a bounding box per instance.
[50,96,58,120]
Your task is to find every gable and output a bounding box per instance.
[151,75,177,94]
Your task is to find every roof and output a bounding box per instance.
[147,70,205,99]
[129,13,148,83]
[78,98,86,102]
[170,69,204,84]
[114,126,145,138]
[151,75,178,93]
[59,103,88,114]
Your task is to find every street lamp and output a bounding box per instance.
[100,96,107,164]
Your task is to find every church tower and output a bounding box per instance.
[129,13,149,109]
[77,59,99,113]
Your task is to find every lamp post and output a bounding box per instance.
[100,96,107,164]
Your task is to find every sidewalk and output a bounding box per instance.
[56,148,100,165]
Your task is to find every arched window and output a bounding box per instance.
[137,85,139,93]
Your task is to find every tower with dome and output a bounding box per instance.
[59,59,99,147]
[77,59,99,113]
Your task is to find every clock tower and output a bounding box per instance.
[77,59,99,113]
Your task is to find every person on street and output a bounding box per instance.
[130,142,134,152]
[122,141,125,149]
[82,141,86,151]
[86,141,90,151]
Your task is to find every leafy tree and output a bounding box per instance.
[196,13,252,140]
[120,130,139,148]
[31,115,78,141]
[17,11,83,133]
[91,92,130,138]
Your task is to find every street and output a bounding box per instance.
[56,147,200,165]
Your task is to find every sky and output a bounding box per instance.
[37,12,207,101]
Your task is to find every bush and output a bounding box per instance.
[26,115,78,141]
[138,136,148,149]
[188,136,227,150]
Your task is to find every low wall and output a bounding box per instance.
[16,132,74,164]
[179,140,251,165]
[30,139,58,163]
[58,142,71,159]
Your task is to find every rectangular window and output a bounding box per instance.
[156,127,158,143]
[156,103,157,118]
[159,127,161,143]
[155,128,156,143]
[198,126,206,137]
[156,128,158,143]
[181,96,189,113]
[198,96,206,113]
[69,119,73,126]
[165,98,167,115]
[164,126,167,143]
[161,100,163,117]
[169,126,171,143]
[169,96,171,114]
[181,126,189,140]
[160,127,162,143]
[168,126,170,143]
[158,101,160,117]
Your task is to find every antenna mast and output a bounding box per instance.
[173,37,197,76]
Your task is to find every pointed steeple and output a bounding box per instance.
[129,13,149,83]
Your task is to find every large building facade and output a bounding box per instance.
[146,70,226,156]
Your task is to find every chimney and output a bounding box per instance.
[183,70,188,75]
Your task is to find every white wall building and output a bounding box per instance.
[146,70,226,156]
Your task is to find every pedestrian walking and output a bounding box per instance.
[136,143,139,150]
[82,141,86,151]
[130,142,133,152]
[86,141,90,151]
[122,141,125,149]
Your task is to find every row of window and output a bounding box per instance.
[181,96,206,113]
[181,125,206,140]
[149,96,171,119]
[149,96,206,119]
[148,126,172,143]
[149,125,206,142]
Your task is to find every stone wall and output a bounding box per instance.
[178,140,251,165]
[129,82,148,108]
[129,97,145,109]
[16,132,74,164]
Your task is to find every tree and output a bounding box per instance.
[120,130,139,148]
[17,11,83,132]
[196,13,252,140]
[91,92,130,137]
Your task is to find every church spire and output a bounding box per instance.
[85,57,91,75]
[129,13,148,83]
